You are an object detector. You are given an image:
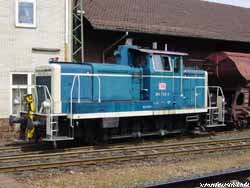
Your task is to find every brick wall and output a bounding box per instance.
[0,118,19,144]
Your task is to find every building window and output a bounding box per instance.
[16,0,36,28]
[10,73,34,115]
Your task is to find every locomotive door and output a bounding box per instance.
[172,57,182,108]
[141,67,150,101]
[151,55,174,108]
[157,56,174,108]
[133,52,150,101]
[131,69,143,100]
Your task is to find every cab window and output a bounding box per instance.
[162,57,171,71]
[174,62,180,72]
[134,54,147,68]
[153,55,172,72]
[174,57,181,73]
[130,50,147,68]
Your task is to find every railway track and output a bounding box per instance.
[0,137,250,173]
[0,144,38,154]
[0,129,245,156]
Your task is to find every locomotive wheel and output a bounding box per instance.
[197,121,206,132]
[235,120,247,129]
[235,121,241,129]
[242,119,248,129]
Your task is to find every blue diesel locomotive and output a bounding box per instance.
[12,44,225,143]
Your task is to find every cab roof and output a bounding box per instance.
[138,48,188,56]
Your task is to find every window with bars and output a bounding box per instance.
[10,73,34,114]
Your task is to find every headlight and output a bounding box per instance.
[42,100,51,108]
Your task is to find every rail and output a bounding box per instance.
[0,129,243,157]
[1,136,250,173]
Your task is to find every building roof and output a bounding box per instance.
[83,0,250,43]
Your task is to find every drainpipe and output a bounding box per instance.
[64,0,69,61]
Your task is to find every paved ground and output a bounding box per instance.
[0,174,27,188]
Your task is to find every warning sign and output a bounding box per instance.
[159,83,166,90]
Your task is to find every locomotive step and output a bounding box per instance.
[186,115,199,122]
[43,136,74,142]
[206,118,219,122]
[205,124,226,128]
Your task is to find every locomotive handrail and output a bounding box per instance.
[14,84,55,138]
[38,85,54,113]
[195,86,225,125]
[96,75,101,103]
[33,85,54,114]
[194,86,207,109]
[209,86,225,123]
[195,86,225,108]
[14,85,54,114]
[69,74,102,130]
[34,86,39,112]
[70,75,80,129]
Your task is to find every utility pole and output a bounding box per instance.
[72,0,84,62]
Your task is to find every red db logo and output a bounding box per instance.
[159,83,166,90]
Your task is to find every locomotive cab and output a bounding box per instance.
[114,45,188,104]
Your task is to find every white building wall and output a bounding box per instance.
[0,0,71,118]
